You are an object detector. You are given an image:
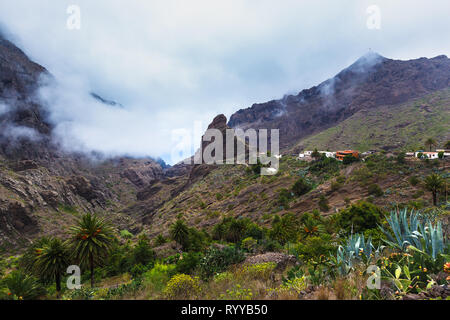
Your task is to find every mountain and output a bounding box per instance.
[228,52,450,150]
[0,35,167,248]
[297,87,450,152]
[0,32,449,253]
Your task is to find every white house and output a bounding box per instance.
[415,151,439,159]
[436,149,450,157]
[319,151,336,158]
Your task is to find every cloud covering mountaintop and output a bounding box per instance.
[0,0,449,164]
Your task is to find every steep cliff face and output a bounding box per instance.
[228,53,450,148]
[0,35,167,250]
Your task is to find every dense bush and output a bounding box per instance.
[309,156,340,175]
[368,183,384,197]
[212,217,263,243]
[3,271,46,300]
[143,263,176,292]
[238,262,276,281]
[335,201,385,233]
[318,195,330,212]
[131,237,155,266]
[169,219,209,251]
[164,274,201,299]
[342,155,358,165]
[277,188,293,209]
[269,213,300,244]
[199,246,245,278]
[175,252,203,275]
[291,177,312,197]
[289,234,335,262]
[409,176,420,186]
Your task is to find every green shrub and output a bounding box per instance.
[120,230,133,239]
[175,252,203,275]
[343,155,358,165]
[292,177,312,196]
[241,237,258,253]
[290,234,335,261]
[368,184,384,197]
[143,263,176,292]
[199,246,245,278]
[239,262,276,281]
[164,274,201,299]
[130,263,148,278]
[335,201,385,233]
[4,271,46,300]
[277,188,293,208]
[409,176,420,186]
[212,217,261,243]
[154,234,167,246]
[318,195,330,212]
[309,157,340,175]
[131,238,155,266]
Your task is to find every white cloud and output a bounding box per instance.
[0,0,449,163]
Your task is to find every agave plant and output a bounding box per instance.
[379,208,446,260]
[335,233,383,275]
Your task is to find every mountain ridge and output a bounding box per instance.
[228,53,450,149]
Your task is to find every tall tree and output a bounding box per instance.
[69,213,114,288]
[35,238,70,297]
[424,174,444,206]
[424,138,437,152]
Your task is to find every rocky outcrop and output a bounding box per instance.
[244,252,298,271]
[403,284,450,300]
[0,200,38,245]
[120,159,163,188]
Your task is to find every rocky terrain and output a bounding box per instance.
[0,32,449,254]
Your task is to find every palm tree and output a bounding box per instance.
[424,174,444,206]
[69,213,114,288]
[424,138,437,152]
[35,238,70,297]
[169,219,190,250]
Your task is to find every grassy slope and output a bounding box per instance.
[144,154,445,239]
[296,88,450,152]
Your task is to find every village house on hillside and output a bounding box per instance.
[335,150,359,161]
[415,151,439,159]
[436,149,450,157]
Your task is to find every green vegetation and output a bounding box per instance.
[298,88,450,152]
[1,139,448,301]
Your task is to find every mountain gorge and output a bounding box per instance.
[0,33,449,253]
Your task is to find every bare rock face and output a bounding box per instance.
[11,160,39,171]
[120,159,164,188]
[0,200,38,245]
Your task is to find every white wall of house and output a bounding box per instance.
[415,152,439,159]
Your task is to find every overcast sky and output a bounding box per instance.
[0,0,449,164]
